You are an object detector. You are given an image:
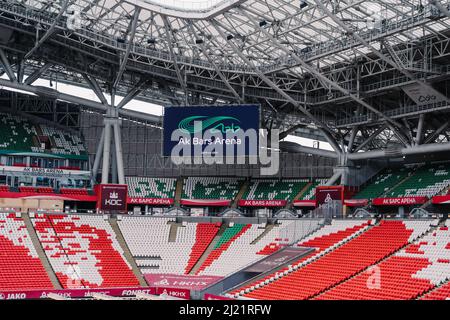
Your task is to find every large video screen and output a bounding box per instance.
[163,104,260,157]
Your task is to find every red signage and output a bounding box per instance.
[180,199,231,207]
[292,200,316,207]
[154,287,191,300]
[0,191,97,202]
[97,184,128,211]
[204,293,234,300]
[144,274,222,290]
[315,186,344,207]
[372,196,428,206]
[238,199,287,207]
[344,199,369,207]
[0,287,156,300]
[128,197,174,205]
[432,195,450,205]
[0,286,191,300]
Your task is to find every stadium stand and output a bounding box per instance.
[229,220,370,296]
[0,112,37,152]
[32,214,139,288]
[60,188,90,196]
[39,124,87,156]
[386,164,450,198]
[117,216,220,275]
[421,282,450,300]
[235,220,431,299]
[185,223,221,274]
[0,212,54,290]
[196,220,322,276]
[353,168,411,199]
[182,177,243,200]
[317,220,440,300]
[243,179,310,201]
[299,179,328,200]
[126,177,176,199]
[0,112,87,157]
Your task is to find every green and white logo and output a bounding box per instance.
[178,116,241,134]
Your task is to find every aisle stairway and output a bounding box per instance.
[22,212,62,289]
[189,223,229,275]
[109,216,147,287]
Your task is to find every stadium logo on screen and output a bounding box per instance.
[178,116,241,134]
[165,105,279,175]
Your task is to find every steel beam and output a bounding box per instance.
[113,7,141,89]
[238,7,405,131]
[113,121,125,185]
[101,120,112,184]
[24,63,52,85]
[0,78,162,123]
[0,48,17,82]
[82,73,109,105]
[24,0,69,60]
[211,20,343,154]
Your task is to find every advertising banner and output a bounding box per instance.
[0,287,156,300]
[204,293,234,300]
[402,84,448,106]
[238,199,287,207]
[180,199,231,207]
[128,197,174,205]
[292,200,316,207]
[344,199,369,207]
[0,286,191,300]
[432,195,450,204]
[0,191,97,202]
[144,274,223,290]
[163,104,260,156]
[372,196,428,206]
[0,165,90,178]
[97,184,128,211]
[315,186,344,207]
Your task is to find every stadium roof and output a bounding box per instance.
[15,0,450,71]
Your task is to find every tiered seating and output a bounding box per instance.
[126,177,176,198]
[353,168,411,199]
[0,212,54,290]
[184,223,221,274]
[60,188,89,195]
[118,217,218,275]
[19,186,37,193]
[317,220,437,300]
[239,220,424,300]
[300,179,328,200]
[182,177,243,200]
[387,164,450,198]
[195,223,251,275]
[0,112,36,152]
[197,220,322,277]
[422,282,450,300]
[243,179,309,201]
[32,214,139,288]
[0,185,9,192]
[229,220,370,296]
[39,124,87,156]
[37,187,54,194]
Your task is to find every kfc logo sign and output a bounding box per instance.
[97,184,128,211]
